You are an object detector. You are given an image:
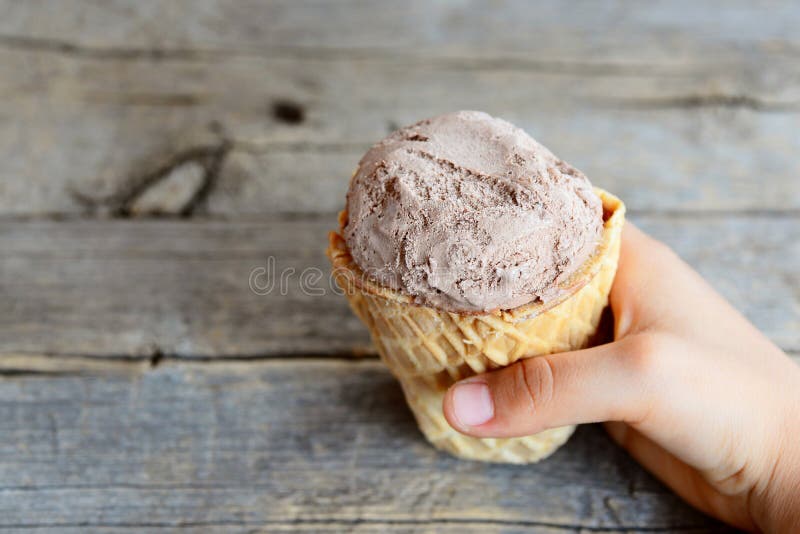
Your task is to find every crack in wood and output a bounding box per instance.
[228,139,368,154]
[0,350,793,378]
[4,207,797,222]
[0,369,79,377]
[0,33,745,81]
[82,91,206,107]
[605,94,800,111]
[180,141,230,217]
[626,208,800,218]
[47,413,60,457]
[0,353,385,379]
[0,481,688,495]
[0,518,723,532]
[603,496,624,527]
[0,34,208,61]
[69,141,230,218]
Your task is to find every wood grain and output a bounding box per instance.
[1,214,797,359]
[1,1,798,59]
[1,1,799,216]
[0,3,797,530]
[0,356,728,532]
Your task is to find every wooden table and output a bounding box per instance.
[1,2,797,531]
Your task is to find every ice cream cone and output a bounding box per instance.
[328,189,625,463]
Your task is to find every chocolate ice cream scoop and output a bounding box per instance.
[343,110,603,313]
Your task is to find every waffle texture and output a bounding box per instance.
[328,189,626,463]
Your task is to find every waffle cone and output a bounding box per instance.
[327,189,625,463]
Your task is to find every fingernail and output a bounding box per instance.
[452,381,494,427]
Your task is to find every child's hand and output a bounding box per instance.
[443,223,800,532]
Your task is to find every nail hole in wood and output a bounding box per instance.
[271,100,305,124]
[149,348,164,368]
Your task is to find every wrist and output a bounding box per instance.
[751,404,800,533]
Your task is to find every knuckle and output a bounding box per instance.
[519,356,556,413]
[620,334,667,379]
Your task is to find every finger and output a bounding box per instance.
[442,335,655,438]
[611,223,769,349]
[609,222,678,337]
[610,222,711,337]
[604,422,756,531]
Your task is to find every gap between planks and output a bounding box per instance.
[0,32,783,84]
[0,352,797,377]
[1,208,800,223]
[0,519,722,533]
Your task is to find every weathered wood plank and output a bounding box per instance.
[0,357,725,531]
[1,1,799,215]
[1,215,797,358]
[3,52,799,216]
[1,0,798,59]
[0,528,640,534]
[0,527,670,534]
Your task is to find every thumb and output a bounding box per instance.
[442,335,656,438]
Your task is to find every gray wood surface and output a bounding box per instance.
[0,1,799,215]
[1,1,798,531]
[1,214,797,359]
[0,356,731,532]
